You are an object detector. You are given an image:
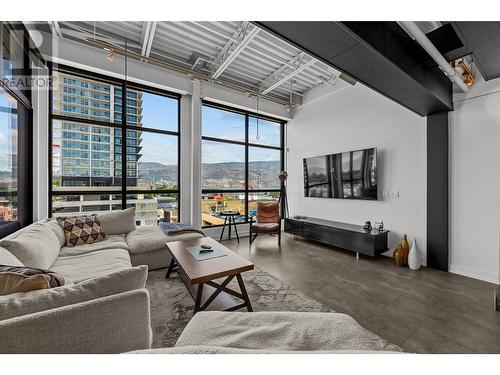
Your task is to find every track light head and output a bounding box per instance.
[106,48,114,62]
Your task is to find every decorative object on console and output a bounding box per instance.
[375,221,384,232]
[279,171,289,219]
[400,234,410,262]
[363,221,372,233]
[408,239,421,270]
[393,245,406,267]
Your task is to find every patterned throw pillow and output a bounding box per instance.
[0,265,65,296]
[56,215,105,247]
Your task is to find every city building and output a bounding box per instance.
[50,72,163,224]
[51,71,143,188]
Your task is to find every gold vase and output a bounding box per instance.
[393,245,406,267]
[400,234,410,266]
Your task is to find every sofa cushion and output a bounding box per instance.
[57,215,105,247]
[59,234,130,257]
[0,265,65,296]
[126,225,204,255]
[0,265,147,321]
[100,207,136,235]
[49,248,132,283]
[0,247,23,267]
[175,311,402,352]
[0,222,60,269]
[130,248,171,271]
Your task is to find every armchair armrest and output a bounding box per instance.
[0,289,152,354]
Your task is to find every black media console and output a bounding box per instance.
[284,217,389,257]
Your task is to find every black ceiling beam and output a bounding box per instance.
[256,22,453,116]
[452,22,500,81]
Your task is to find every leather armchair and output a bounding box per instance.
[249,202,281,247]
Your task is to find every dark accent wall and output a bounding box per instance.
[427,112,449,270]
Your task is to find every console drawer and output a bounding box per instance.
[302,223,376,256]
[284,219,302,236]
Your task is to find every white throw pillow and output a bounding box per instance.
[0,246,23,267]
[100,207,137,235]
[0,223,61,269]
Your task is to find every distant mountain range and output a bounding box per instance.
[138,160,281,188]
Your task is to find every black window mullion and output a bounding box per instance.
[48,63,54,217]
[121,82,127,209]
[125,124,178,137]
[244,114,249,223]
[51,114,123,130]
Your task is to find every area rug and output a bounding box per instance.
[146,268,333,348]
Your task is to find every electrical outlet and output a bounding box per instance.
[390,190,400,199]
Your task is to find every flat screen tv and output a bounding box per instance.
[303,147,377,200]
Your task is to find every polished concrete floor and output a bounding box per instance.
[223,233,500,353]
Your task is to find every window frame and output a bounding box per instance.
[48,64,181,223]
[0,22,38,238]
[201,101,285,228]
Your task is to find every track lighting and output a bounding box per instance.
[247,93,252,100]
[285,105,291,113]
[188,74,195,83]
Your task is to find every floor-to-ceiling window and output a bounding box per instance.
[201,102,284,227]
[49,66,180,225]
[0,22,40,237]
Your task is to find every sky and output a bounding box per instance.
[201,106,281,164]
[138,97,281,166]
[138,92,178,165]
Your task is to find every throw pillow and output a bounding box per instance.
[56,215,105,247]
[100,207,137,235]
[0,246,23,267]
[0,265,65,296]
[0,222,61,269]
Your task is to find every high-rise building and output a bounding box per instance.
[51,72,161,224]
[51,71,143,189]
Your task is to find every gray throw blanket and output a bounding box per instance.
[159,222,206,237]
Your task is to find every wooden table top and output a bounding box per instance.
[166,237,254,285]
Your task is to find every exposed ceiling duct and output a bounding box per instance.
[399,21,470,93]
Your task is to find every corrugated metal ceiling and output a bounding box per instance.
[46,21,341,103]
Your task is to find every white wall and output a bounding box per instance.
[449,75,500,284]
[287,83,427,262]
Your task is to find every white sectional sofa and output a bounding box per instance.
[0,208,203,354]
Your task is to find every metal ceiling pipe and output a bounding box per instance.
[399,21,469,93]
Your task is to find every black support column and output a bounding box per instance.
[427,111,449,270]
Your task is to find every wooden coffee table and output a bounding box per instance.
[165,237,254,313]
